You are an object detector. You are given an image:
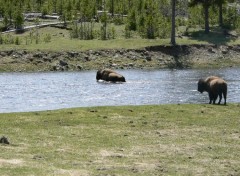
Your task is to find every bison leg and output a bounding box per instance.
[222,96,226,105]
[213,94,218,104]
[218,93,222,105]
[223,97,227,105]
[107,76,115,82]
[217,96,222,104]
[223,89,227,105]
[213,99,216,104]
[208,92,214,104]
[208,98,212,104]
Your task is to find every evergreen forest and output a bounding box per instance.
[0,0,239,42]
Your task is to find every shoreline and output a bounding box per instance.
[0,44,240,72]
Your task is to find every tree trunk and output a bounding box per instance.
[204,5,210,33]
[219,3,223,27]
[111,0,114,17]
[170,0,176,45]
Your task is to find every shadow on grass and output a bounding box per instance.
[187,27,238,45]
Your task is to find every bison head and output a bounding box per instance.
[119,76,126,82]
[197,79,206,93]
[96,70,102,81]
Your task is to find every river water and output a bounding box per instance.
[0,68,240,113]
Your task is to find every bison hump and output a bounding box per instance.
[209,78,227,87]
[205,76,220,84]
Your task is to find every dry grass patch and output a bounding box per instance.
[0,159,24,166]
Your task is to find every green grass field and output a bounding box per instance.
[1,104,239,175]
[1,24,239,52]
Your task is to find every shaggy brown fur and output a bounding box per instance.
[198,76,227,105]
[96,69,126,82]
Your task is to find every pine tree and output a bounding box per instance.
[213,0,226,27]
[14,9,24,30]
[189,0,215,33]
[127,8,137,31]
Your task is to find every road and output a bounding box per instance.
[1,22,65,34]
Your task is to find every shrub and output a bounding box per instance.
[44,34,51,43]
[15,36,21,45]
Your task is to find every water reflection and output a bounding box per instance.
[0,68,240,113]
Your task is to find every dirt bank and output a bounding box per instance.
[0,44,240,72]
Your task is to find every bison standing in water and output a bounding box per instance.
[96,69,126,82]
[198,76,227,105]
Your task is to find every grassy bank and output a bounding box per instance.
[1,104,239,175]
[1,26,239,52]
[1,26,164,51]
[0,26,240,72]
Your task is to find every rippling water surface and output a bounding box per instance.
[0,68,240,113]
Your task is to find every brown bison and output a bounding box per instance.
[96,69,126,82]
[198,76,227,105]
